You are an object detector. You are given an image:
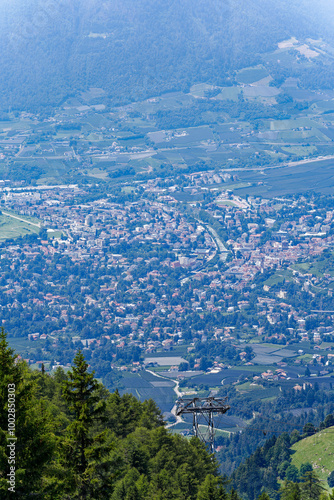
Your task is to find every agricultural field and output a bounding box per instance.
[293,261,334,278]
[189,83,215,98]
[2,41,334,194]
[119,371,176,413]
[236,66,269,84]
[236,158,334,197]
[216,87,240,101]
[8,337,42,355]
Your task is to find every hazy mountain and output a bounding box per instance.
[0,0,334,110]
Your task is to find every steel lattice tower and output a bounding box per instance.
[175,396,230,453]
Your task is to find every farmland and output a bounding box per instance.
[119,371,176,413]
[2,39,334,196]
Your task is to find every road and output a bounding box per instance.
[166,377,184,428]
[146,369,184,428]
[0,184,79,192]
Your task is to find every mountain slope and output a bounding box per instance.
[0,0,334,110]
[291,426,334,491]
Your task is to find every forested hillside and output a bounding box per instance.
[231,415,334,500]
[215,382,334,477]
[3,326,334,499]
[0,329,238,499]
[1,0,334,111]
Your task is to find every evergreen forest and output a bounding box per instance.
[1,327,334,500]
[1,0,334,111]
[0,328,236,499]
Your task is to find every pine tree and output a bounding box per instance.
[0,327,21,427]
[300,471,325,500]
[320,493,332,500]
[279,480,301,500]
[257,492,271,500]
[230,488,241,500]
[196,474,228,499]
[0,327,55,498]
[61,350,109,499]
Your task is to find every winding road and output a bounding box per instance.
[146,369,184,428]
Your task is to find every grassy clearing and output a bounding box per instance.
[235,383,281,402]
[189,83,214,98]
[216,200,238,207]
[236,381,265,393]
[291,427,334,491]
[244,87,280,98]
[264,273,290,286]
[298,354,313,363]
[263,49,298,67]
[0,213,40,240]
[236,66,269,84]
[47,229,62,239]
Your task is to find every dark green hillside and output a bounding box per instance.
[0,328,240,499]
[0,0,333,110]
[231,414,334,499]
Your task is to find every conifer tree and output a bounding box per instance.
[0,327,21,427]
[300,471,325,500]
[196,474,228,500]
[320,493,332,500]
[61,350,109,499]
[0,327,55,498]
[230,488,241,500]
[257,492,271,500]
[279,480,301,500]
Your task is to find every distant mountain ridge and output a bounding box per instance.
[0,0,334,110]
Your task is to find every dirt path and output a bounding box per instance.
[2,211,41,228]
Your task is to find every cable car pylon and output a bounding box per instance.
[175,396,230,453]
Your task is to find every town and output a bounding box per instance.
[1,174,334,415]
[1,59,334,434]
